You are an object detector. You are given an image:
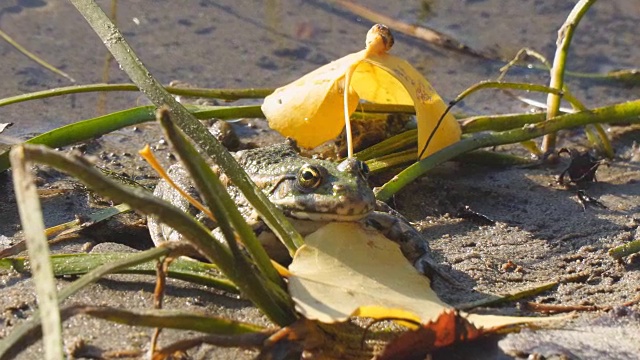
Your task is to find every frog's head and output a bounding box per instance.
[267,157,376,222]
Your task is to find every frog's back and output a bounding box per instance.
[233,142,300,175]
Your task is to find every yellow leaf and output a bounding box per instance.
[288,222,450,324]
[262,52,362,148]
[262,24,461,158]
[350,62,413,105]
[355,56,461,158]
[288,222,563,329]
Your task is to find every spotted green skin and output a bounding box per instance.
[149,143,374,258]
[229,143,376,222]
[148,143,448,280]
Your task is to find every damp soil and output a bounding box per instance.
[1,1,639,359]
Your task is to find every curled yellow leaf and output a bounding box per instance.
[262,53,361,148]
[356,55,461,158]
[262,24,461,159]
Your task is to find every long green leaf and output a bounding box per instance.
[0,253,238,293]
[9,147,63,360]
[0,246,172,360]
[376,99,640,201]
[157,109,295,324]
[0,84,273,108]
[78,306,265,334]
[0,104,262,172]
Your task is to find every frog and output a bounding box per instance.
[148,141,450,281]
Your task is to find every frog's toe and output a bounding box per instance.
[414,254,460,286]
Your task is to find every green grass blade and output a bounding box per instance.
[355,129,417,161]
[0,29,75,83]
[68,0,306,259]
[0,246,172,360]
[78,306,265,334]
[0,104,262,172]
[609,239,640,260]
[461,113,546,133]
[0,83,411,111]
[9,147,63,360]
[584,123,614,158]
[365,147,532,175]
[365,149,416,174]
[0,83,272,108]
[0,253,239,293]
[457,281,558,310]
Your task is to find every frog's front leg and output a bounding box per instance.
[206,216,292,263]
[364,202,456,284]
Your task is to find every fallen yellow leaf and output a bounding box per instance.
[289,222,449,323]
[354,56,461,159]
[288,222,563,329]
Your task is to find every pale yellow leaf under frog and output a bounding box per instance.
[288,222,560,329]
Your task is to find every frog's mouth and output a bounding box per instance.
[269,187,376,222]
[285,210,371,222]
[276,198,375,222]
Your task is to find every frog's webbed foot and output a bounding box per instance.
[366,202,458,285]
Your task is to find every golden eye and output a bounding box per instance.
[297,164,322,189]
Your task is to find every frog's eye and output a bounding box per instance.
[357,160,370,179]
[297,164,323,190]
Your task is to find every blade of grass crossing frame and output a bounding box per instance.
[0,246,173,360]
[156,109,295,324]
[68,0,305,257]
[9,146,63,360]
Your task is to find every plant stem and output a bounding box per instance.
[461,113,546,133]
[68,0,306,285]
[453,81,565,104]
[376,99,640,201]
[0,84,273,108]
[457,281,558,311]
[9,147,63,360]
[542,0,597,155]
[609,239,640,260]
[0,29,75,82]
[0,104,263,172]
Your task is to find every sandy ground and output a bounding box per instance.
[0,0,639,359]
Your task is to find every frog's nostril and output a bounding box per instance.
[333,184,345,194]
